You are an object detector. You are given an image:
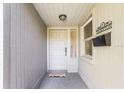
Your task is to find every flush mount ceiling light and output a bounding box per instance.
[59,14,67,21]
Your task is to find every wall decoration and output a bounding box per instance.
[96,21,112,34]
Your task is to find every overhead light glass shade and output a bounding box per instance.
[59,14,67,21]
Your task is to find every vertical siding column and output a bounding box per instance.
[4,3,47,89]
[3,4,11,89]
[10,4,17,88]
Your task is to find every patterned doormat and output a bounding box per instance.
[48,72,66,77]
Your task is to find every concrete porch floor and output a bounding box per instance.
[39,73,88,89]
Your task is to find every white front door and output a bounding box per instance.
[49,29,68,70]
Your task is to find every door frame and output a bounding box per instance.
[47,27,79,72]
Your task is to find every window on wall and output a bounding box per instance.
[83,19,93,56]
[84,21,92,39]
[85,40,92,56]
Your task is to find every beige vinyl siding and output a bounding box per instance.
[79,4,124,88]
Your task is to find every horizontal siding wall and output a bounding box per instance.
[4,3,47,89]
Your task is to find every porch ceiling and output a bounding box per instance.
[33,3,94,27]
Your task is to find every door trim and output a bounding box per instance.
[47,27,79,72]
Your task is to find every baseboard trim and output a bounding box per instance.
[32,72,47,89]
[78,71,95,89]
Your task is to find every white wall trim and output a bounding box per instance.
[81,17,92,28]
[32,72,46,89]
[47,26,78,30]
[79,69,96,89]
[47,28,50,72]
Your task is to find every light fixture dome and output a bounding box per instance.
[59,14,67,21]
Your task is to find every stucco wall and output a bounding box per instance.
[3,3,47,89]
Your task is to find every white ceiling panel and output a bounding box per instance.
[33,3,94,27]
